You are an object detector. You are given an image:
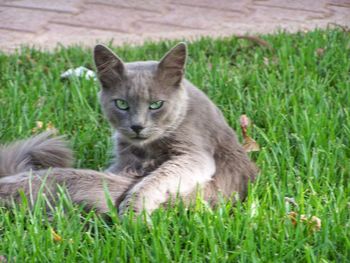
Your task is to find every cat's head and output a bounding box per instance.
[94,43,188,145]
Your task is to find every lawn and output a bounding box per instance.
[0,29,349,262]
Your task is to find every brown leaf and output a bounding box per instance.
[32,121,44,133]
[51,228,63,242]
[315,48,325,57]
[309,216,322,231]
[288,211,298,226]
[46,121,56,131]
[243,136,260,152]
[36,121,44,129]
[288,212,321,232]
[32,121,57,134]
[240,115,260,152]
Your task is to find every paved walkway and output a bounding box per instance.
[0,0,349,52]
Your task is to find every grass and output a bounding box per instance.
[0,29,349,262]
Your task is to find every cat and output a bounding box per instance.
[96,42,258,214]
[0,43,258,215]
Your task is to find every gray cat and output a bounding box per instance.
[0,43,258,215]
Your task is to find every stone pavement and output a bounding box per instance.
[0,0,349,52]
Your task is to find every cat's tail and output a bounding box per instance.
[0,131,74,178]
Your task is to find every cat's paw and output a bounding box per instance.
[118,192,142,216]
[118,187,163,217]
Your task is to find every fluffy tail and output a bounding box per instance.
[0,131,74,178]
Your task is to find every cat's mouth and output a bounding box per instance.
[118,129,157,144]
[127,133,151,142]
[133,135,148,140]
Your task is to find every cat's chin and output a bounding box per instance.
[130,134,163,146]
[127,138,152,147]
[132,137,148,142]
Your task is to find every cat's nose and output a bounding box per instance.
[131,125,144,134]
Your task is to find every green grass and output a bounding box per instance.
[0,29,349,262]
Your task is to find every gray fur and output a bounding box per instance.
[0,131,74,178]
[0,168,136,213]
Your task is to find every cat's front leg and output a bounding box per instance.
[118,152,216,215]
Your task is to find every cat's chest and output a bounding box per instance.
[132,144,170,165]
[118,141,171,176]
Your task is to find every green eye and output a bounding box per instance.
[115,99,129,110]
[149,101,164,110]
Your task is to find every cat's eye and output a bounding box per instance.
[149,101,164,110]
[115,99,129,110]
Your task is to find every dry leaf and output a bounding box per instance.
[288,212,321,232]
[236,35,272,49]
[309,216,322,231]
[0,255,7,263]
[288,211,298,226]
[51,228,63,242]
[46,121,56,131]
[32,121,57,134]
[315,48,325,57]
[263,57,270,66]
[240,115,260,152]
[36,121,44,129]
[32,121,44,133]
[243,136,260,152]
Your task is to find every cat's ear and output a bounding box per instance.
[94,44,125,89]
[157,42,187,87]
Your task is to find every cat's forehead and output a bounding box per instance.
[122,61,164,100]
[125,61,159,85]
